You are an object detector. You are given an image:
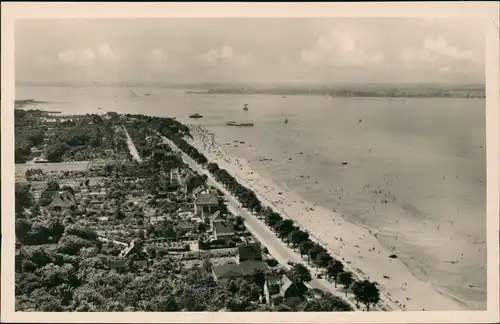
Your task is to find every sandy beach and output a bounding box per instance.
[187,124,467,311]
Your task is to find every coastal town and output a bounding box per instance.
[14,108,382,312]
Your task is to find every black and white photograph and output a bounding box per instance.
[1,2,499,323]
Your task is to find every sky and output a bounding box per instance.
[15,18,486,84]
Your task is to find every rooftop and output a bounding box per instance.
[212,260,271,280]
[239,260,271,276]
[238,243,262,261]
[196,193,219,205]
[212,263,243,279]
[213,221,235,236]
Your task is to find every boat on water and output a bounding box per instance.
[235,123,254,127]
[226,121,254,127]
[243,104,249,111]
[189,113,204,119]
[285,118,288,124]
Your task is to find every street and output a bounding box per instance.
[159,134,363,311]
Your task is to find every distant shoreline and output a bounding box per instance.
[14,99,49,108]
[186,90,485,99]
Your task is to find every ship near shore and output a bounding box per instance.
[189,113,204,119]
[226,121,254,127]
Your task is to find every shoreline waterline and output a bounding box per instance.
[186,123,468,311]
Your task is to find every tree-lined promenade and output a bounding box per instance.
[143,114,383,311]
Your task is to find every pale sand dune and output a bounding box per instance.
[188,125,466,311]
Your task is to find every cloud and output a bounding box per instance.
[401,36,474,64]
[300,29,385,67]
[57,49,95,65]
[97,44,116,61]
[57,44,116,66]
[197,45,250,67]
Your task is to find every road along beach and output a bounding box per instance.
[180,124,467,311]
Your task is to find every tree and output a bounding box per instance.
[326,260,344,285]
[15,183,34,215]
[276,219,295,239]
[46,143,69,162]
[233,215,245,230]
[265,212,282,228]
[289,230,309,248]
[164,224,177,239]
[291,263,312,283]
[298,240,314,260]
[251,268,266,289]
[351,280,380,311]
[308,244,325,266]
[16,218,33,243]
[313,251,333,269]
[336,271,354,296]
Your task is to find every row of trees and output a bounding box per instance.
[146,115,381,311]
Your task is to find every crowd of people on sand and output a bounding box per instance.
[187,124,473,311]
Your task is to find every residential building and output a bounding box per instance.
[49,191,77,211]
[170,168,180,184]
[177,221,195,234]
[236,243,263,263]
[88,191,106,204]
[212,221,235,243]
[212,263,245,284]
[263,274,308,305]
[208,210,223,229]
[191,185,206,199]
[119,239,148,259]
[106,111,119,118]
[211,260,271,285]
[194,193,220,218]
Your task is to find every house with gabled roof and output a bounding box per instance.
[207,210,223,228]
[49,191,77,211]
[118,239,149,260]
[191,185,206,199]
[211,260,271,285]
[263,274,308,305]
[212,220,235,243]
[195,193,220,218]
[212,263,244,284]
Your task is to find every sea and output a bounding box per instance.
[15,85,487,309]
